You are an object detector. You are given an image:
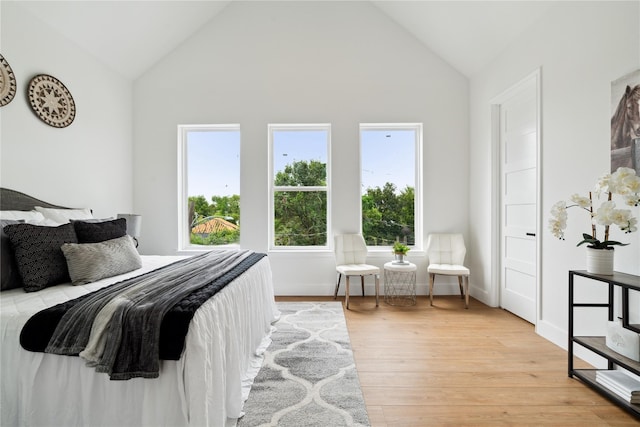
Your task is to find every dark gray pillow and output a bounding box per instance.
[73,218,126,243]
[1,219,24,291]
[4,222,78,292]
[61,235,142,285]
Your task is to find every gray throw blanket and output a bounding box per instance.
[45,249,252,380]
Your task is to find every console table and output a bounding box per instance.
[568,270,640,418]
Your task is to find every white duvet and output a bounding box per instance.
[0,255,279,427]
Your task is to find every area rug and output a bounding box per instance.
[237,302,370,427]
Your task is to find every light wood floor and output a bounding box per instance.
[275,295,639,426]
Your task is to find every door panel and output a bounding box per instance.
[505,204,535,229]
[505,267,536,300]
[499,75,538,324]
[505,168,536,203]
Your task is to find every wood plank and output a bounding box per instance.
[275,295,639,425]
[362,386,609,406]
[377,405,638,426]
[357,371,586,388]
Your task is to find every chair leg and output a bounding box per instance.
[361,275,365,297]
[334,273,342,300]
[458,276,464,298]
[429,273,435,306]
[463,275,470,309]
[345,276,351,309]
[375,273,379,307]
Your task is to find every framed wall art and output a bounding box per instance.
[27,74,76,128]
[611,69,640,175]
[0,54,17,107]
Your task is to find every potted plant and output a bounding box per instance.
[549,167,639,274]
[392,241,410,264]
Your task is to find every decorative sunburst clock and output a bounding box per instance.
[27,74,76,128]
[0,54,17,107]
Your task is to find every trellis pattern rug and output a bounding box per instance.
[238,302,370,427]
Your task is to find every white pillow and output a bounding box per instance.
[35,206,93,223]
[0,210,45,222]
[25,218,64,227]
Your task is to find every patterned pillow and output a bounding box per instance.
[61,235,142,285]
[1,219,24,291]
[73,218,126,243]
[4,223,78,292]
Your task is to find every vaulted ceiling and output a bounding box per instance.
[12,1,558,80]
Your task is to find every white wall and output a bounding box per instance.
[133,1,469,295]
[469,1,640,350]
[0,3,134,218]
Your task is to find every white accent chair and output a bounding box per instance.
[334,234,380,309]
[426,233,470,308]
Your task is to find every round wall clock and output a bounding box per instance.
[27,74,76,128]
[0,54,17,107]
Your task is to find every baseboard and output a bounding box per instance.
[536,319,607,369]
[537,319,567,350]
[273,282,464,296]
[468,286,493,307]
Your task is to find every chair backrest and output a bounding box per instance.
[426,234,466,265]
[334,234,368,265]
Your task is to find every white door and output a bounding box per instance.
[498,73,539,324]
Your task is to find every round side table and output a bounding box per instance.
[383,261,417,306]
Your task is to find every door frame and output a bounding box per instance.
[490,68,542,327]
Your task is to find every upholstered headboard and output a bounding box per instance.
[1,188,98,292]
[0,188,71,211]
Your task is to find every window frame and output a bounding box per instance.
[359,123,423,252]
[177,123,241,252]
[268,123,332,252]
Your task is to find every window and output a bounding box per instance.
[360,123,422,249]
[178,124,240,250]
[269,124,330,249]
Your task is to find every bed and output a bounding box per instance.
[0,188,279,427]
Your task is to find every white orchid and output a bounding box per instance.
[570,194,591,209]
[609,167,640,194]
[594,173,611,197]
[625,217,638,233]
[549,201,568,239]
[595,201,617,226]
[549,167,639,249]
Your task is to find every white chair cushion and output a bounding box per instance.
[426,234,466,265]
[337,264,380,276]
[335,234,369,265]
[427,264,470,276]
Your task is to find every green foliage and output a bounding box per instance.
[275,159,326,186]
[273,160,328,246]
[577,233,628,249]
[362,183,414,246]
[189,194,241,246]
[392,241,410,255]
[190,194,241,224]
[190,228,239,245]
[187,158,414,249]
[274,191,327,246]
[189,195,213,221]
[211,195,240,222]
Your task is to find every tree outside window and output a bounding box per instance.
[178,125,240,249]
[360,125,422,248]
[270,125,330,248]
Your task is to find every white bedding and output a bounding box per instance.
[0,255,279,427]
